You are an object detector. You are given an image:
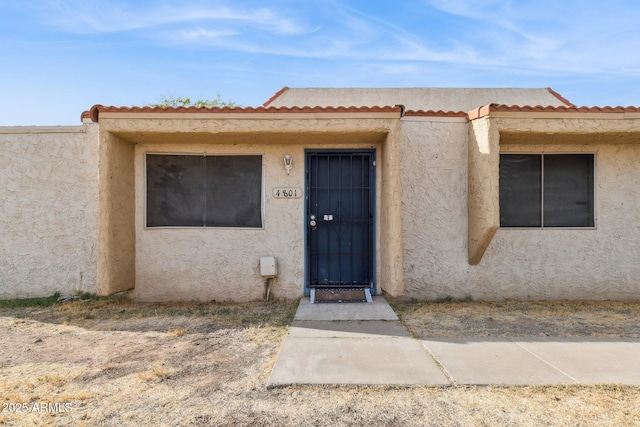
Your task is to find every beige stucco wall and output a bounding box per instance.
[478,142,640,300]
[95,113,399,302]
[468,116,499,264]
[0,124,99,298]
[400,114,640,301]
[399,117,472,298]
[132,142,383,302]
[96,131,135,295]
[267,87,569,112]
[378,119,404,296]
[6,108,637,302]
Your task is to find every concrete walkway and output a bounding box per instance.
[267,297,640,388]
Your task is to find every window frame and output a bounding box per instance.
[144,152,265,230]
[499,152,597,230]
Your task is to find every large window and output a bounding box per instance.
[146,154,262,228]
[499,154,594,228]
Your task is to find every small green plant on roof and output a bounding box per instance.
[149,93,238,108]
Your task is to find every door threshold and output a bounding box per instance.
[310,288,373,304]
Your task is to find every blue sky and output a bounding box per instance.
[2,0,640,125]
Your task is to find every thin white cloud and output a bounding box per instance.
[423,0,640,74]
[37,0,312,35]
[32,0,498,67]
[160,2,481,65]
[326,2,467,62]
[177,28,240,42]
[22,0,640,76]
[4,0,640,126]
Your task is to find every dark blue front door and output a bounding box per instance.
[305,151,375,293]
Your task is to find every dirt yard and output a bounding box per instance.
[1,297,639,426]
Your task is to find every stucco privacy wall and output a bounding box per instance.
[97,131,135,295]
[399,116,472,298]
[95,111,401,301]
[400,113,640,300]
[0,124,99,298]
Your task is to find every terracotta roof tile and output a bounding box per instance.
[403,110,467,117]
[89,102,640,123]
[467,104,640,120]
[262,86,290,107]
[89,104,401,122]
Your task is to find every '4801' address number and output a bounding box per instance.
[272,188,302,199]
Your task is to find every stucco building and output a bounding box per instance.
[2,87,639,301]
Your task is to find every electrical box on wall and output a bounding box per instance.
[260,257,277,278]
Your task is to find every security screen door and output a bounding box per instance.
[305,151,375,292]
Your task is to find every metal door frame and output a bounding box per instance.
[304,149,376,295]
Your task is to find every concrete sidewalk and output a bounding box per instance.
[267,297,640,388]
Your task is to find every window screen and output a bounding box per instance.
[146,154,262,228]
[499,154,594,228]
[499,154,542,227]
[543,155,594,227]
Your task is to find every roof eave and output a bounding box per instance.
[89,104,402,122]
[467,104,640,120]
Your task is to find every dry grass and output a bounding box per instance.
[1,298,639,426]
[391,299,640,338]
[137,361,176,382]
[167,327,188,337]
[2,295,297,329]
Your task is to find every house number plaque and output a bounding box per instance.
[272,187,302,199]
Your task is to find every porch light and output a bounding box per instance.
[284,154,293,175]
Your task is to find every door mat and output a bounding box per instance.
[313,288,367,303]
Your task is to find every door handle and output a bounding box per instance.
[309,214,317,230]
